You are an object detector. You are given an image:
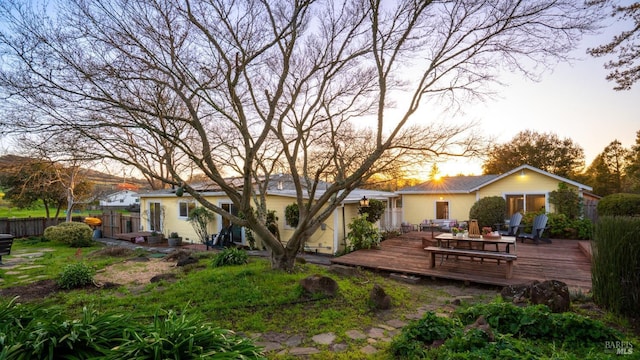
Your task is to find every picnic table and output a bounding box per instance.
[424,233,518,279]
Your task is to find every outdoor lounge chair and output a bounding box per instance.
[516,214,550,244]
[206,225,234,249]
[498,212,523,237]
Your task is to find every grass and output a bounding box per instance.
[1,238,637,359]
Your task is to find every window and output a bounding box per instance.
[506,194,546,216]
[149,202,162,232]
[179,202,196,218]
[435,201,449,219]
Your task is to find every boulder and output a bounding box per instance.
[300,274,338,297]
[530,280,571,313]
[501,280,570,312]
[369,283,391,310]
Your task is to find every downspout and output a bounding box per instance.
[333,206,340,255]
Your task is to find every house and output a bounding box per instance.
[99,190,139,209]
[137,175,399,254]
[397,164,594,226]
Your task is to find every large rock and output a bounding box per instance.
[369,283,391,310]
[501,280,570,312]
[300,274,338,297]
[530,280,571,313]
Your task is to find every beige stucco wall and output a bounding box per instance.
[477,171,561,198]
[140,193,342,254]
[402,193,477,225]
[401,170,586,225]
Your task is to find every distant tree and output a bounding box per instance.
[588,1,640,90]
[625,130,640,192]
[482,130,585,177]
[0,158,93,219]
[584,140,630,195]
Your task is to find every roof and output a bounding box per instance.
[398,165,593,194]
[138,174,397,204]
[398,175,498,194]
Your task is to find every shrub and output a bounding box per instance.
[346,214,381,252]
[212,247,249,267]
[58,262,95,289]
[592,216,640,318]
[285,202,300,227]
[43,222,93,247]
[597,193,640,216]
[549,182,582,219]
[358,198,385,223]
[468,196,506,229]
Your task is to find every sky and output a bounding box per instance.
[0,2,637,182]
[427,11,640,178]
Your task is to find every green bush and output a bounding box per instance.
[597,193,640,216]
[212,247,249,267]
[358,198,385,223]
[546,213,593,239]
[43,222,93,247]
[389,312,457,358]
[592,216,640,318]
[58,262,95,289]
[346,214,381,253]
[468,196,506,229]
[285,202,299,227]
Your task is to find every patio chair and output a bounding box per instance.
[516,214,551,244]
[498,212,523,237]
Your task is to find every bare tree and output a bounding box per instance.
[0,0,602,270]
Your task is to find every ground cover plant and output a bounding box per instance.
[390,301,636,359]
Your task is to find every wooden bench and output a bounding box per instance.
[424,246,517,279]
[0,234,15,265]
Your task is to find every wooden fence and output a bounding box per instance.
[97,211,141,238]
[0,212,141,238]
[0,216,84,238]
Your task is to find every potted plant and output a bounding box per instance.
[168,232,182,247]
[147,231,162,244]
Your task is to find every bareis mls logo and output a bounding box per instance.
[604,341,634,355]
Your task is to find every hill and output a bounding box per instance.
[0,155,148,192]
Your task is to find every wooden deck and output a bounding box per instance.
[331,232,592,291]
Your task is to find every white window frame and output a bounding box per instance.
[178,201,196,219]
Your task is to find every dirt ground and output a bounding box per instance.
[0,254,180,301]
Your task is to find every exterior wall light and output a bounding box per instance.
[359,196,369,207]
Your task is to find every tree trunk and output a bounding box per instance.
[270,247,298,271]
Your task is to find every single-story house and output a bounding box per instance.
[99,190,139,209]
[397,164,594,227]
[138,174,399,254]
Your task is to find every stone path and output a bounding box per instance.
[0,248,55,285]
[249,297,483,356]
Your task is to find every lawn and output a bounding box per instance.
[0,238,637,359]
